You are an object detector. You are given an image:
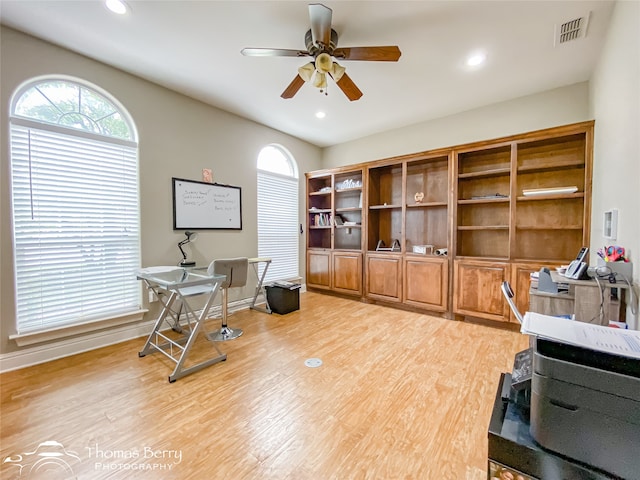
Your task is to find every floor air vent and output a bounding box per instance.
[555,12,590,46]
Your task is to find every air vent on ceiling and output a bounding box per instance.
[554,11,591,46]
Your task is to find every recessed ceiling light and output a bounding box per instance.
[105,0,128,15]
[315,111,326,119]
[466,52,487,67]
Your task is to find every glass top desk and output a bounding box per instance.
[136,267,227,382]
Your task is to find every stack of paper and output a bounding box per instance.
[522,312,640,360]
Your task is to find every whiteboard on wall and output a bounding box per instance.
[172,177,242,230]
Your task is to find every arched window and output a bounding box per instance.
[9,77,140,337]
[257,145,299,282]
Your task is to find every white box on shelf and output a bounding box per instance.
[412,244,433,255]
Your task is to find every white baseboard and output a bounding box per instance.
[0,296,262,373]
[0,320,155,373]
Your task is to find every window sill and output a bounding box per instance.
[9,310,148,347]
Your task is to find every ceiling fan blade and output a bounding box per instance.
[333,46,402,62]
[331,72,363,101]
[281,74,306,99]
[241,48,309,57]
[309,3,332,48]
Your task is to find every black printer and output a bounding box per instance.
[529,338,640,480]
[490,337,640,479]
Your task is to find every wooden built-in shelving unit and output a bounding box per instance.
[306,121,594,323]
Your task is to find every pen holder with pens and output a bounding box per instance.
[597,245,632,280]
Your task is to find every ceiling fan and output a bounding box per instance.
[241,3,401,101]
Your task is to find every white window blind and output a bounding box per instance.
[257,171,299,282]
[10,123,141,333]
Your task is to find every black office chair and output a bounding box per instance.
[501,281,524,324]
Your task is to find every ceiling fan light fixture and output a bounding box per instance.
[312,72,327,89]
[331,62,346,81]
[244,3,401,100]
[315,52,333,74]
[298,62,315,82]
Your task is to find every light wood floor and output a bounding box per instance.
[1,292,528,480]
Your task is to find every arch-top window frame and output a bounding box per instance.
[11,75,137,143]
[257,144,299,179]
[257,144,299,283]
[9,76,142,342]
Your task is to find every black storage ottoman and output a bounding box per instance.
[266,284,300,315]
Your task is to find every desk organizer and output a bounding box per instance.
[596,259,632,280]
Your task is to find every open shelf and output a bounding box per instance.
[458,167,511,179]
[456,229,509,258]
[516,225,583,230]
[335,226,362,250]
[518,160,585,174]
[517,134,586,171]
[516,192,584,201]
[407,201,448,208]
[458,197,509,205]
[368,164,403,208]
[369,204,402,210]
[457,225,509,230]
[458,145,511,175]
[514,228,583,261]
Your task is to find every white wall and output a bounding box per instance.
[323,83,590,168]
[0,27,323,360]
[589,0,640,328]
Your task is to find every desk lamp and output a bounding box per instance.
[178,231,198,267]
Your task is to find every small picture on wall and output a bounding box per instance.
[202,168,213,183]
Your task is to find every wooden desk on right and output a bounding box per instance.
[529,270,629,325]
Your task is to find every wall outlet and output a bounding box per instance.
[148,290,156,303]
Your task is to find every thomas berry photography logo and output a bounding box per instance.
[2,440,80,479]
[86,443,183,472]
[3,440,184,477]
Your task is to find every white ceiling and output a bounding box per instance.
[0,0,615,148]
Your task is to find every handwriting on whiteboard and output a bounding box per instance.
[173,178,242,230]
[181,188,237,211]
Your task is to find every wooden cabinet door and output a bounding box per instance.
[307,250,331,289]
[366,254,402,302]
[403,256,448,311]
[332,252,362,296]
[510,262,561,323]
[454,260,509,321]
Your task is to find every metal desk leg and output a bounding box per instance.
[139,284,227,382]
[167,283,226,382]
[250,259,272,314]
[139,290,178,357]
[142,281,188,334]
